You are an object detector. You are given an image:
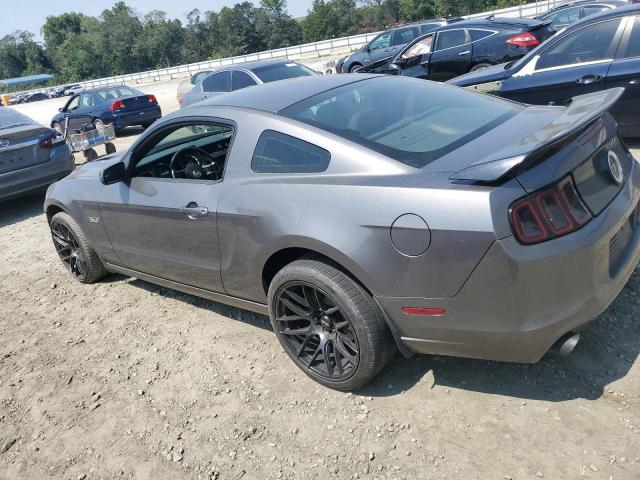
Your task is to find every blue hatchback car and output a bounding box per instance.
[449,4,640,137]
[51,85,162,135]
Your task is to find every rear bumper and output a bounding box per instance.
[377,157,640,363]
[108,106,161,129]
[0,145,74,202]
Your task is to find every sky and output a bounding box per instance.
[1,0,315,39]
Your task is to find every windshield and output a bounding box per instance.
[96,86,143,102]
[251,63,316,83]
[280,77,520,168]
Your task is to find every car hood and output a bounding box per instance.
[447,62,512,87]
[67,153,124,178]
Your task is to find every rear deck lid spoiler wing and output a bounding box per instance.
[449,87,625,183]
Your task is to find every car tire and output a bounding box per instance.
[93,119,106,134]
[268,256,394,391]
[49,212,108,284]
[105,142,116,155]
[469,62,493,72]
[349,64,363,73]
[83,148,98,161]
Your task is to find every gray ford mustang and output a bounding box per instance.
[44,75,640,390]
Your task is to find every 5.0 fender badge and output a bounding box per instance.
[88,216,100,224]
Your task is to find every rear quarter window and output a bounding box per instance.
[251,130,330,173]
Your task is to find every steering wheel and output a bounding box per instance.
[170,147,224,180]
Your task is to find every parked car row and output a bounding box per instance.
[450,4,640,137]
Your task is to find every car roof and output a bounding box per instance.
[439,16,549,29]
[205,59,303,75]
[542,0,626,12]
[200,74,373,113]
[561,2,639,27]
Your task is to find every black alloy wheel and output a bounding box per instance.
[274,282,360,382]
[51,220,88,281]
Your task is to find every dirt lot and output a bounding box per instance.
[1,86,639,479]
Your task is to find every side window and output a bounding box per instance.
[536,19,620,70]
[251,130,330,174]
[419,23,441,34]
[392,27,420,46]
[203,72,231,92]
[469,29,494,42]
[401,36,434,60]
[232,71,257,91]
[435,29,468,51]
[192,71,209,84]
[133,123,234,181]
[622,16,640,58]
[79,94,93,107]
[66,96,79,111]
[581,5,611,18]
[545,6,582,25]
[368,32,391,50]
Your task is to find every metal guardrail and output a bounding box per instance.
[18,0,557,95]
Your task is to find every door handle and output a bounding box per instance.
[576,75,603,84]
[179,203,209,219]
[458,50,471,56]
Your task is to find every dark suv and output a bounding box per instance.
[359,16,556,81]
[340,18,461,73]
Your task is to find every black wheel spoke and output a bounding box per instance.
[335,335,357,366]
[280,297,310,319]
[281,326,311,336]
[275,281,359,382]
[284,288,310,309]
[325,306,339,315]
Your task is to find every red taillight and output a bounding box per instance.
[506,32,540,47]
[38,132,54,149]
[148,94,157,104]
[510,176,592,245]
[401,307,446,316]
[110,99,125,111]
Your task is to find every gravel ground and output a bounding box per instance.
[1,86,639,479]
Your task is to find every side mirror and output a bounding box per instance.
[387,63,402,76]
[100,161,126,185]
[58,107,63,112]
[364,45,371,53]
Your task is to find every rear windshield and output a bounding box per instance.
[280,77,520,168]
[96,86,142,102]
[251,63,316,83]
[0,108,34,130]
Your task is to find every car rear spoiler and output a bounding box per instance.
[449,87,625,183]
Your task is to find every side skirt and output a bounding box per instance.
[104,262,269,316]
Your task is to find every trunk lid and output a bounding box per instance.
[449,88,630,216]
[120,94,153,111]
[0,124,52,175]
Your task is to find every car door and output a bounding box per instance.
[428,28,472,81]
[500,17,625,105]
[396,35,435,79]
[201,71,231,101]
[98,120,235,293]
[604,15,640,134]
[61,95,80,131]
[66,93,95,132]
[364,31,393,64]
